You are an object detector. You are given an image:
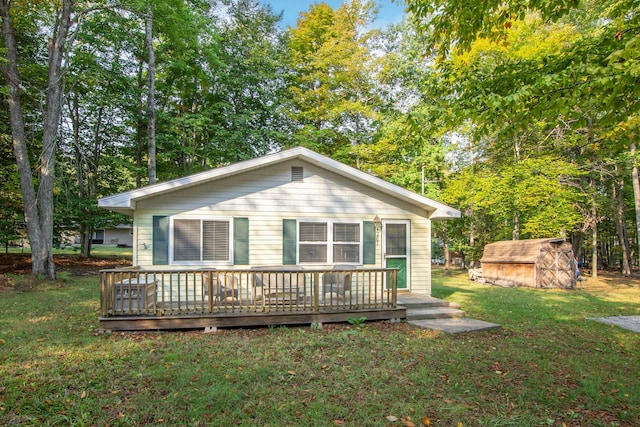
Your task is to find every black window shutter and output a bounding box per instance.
[152,216,169,265]
[282,219,297,265]
[233,217,249,265]
[363,221,376,264]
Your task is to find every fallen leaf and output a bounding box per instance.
[288,370,297,376]
[80,390,86,399]
[333,420,345,425]
[387,415,399,422]
[401,418,415,427]
[421,417,431,426]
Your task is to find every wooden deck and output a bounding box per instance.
[99,267,404,331]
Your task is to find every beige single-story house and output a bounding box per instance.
[91,224,133,246]
[98,147,459,295]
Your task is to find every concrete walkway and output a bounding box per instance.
[591,316,640,333]
[398,294,501,334]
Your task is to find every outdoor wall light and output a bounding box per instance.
[373,215,382,241]
[373,215,382,231]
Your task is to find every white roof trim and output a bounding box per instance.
[98,147,460,219]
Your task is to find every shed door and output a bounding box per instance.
[383,221,409,290]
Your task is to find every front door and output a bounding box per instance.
[383,221,409,290]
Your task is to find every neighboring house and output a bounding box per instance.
[478,238,577,288]
[98,147,460,295]
[92,224,133,246]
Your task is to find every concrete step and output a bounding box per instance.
[406,307,466,321]
[397,295,461,309]
[397,294,501,333]
[408,318,502,334]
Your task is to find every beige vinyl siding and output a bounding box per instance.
[103,228,133,246]
[132,159,432,291]
[409,218,431,294]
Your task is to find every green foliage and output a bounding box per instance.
[445,156,585,240]
[140,0,291,176]
[347,316,367,328]
[406,0,581,57]
[285,0,382,162]
[402,0,640,263]
[3,0,640,272]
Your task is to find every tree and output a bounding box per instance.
[406,0,581,57]
[1,0,77,278]
[286,0,382,163]
[406,0,640,272]
[145,6,156,184]
[59,4,139,257]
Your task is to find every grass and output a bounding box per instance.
[1,269,639,426]
[3,245,133,259]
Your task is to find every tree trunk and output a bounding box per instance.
[588,118,598,279]
[613,177,632,275]
[442,223,451,276]
[79,224,92,259]
[136,59,145,188]
[512,211,520,240]
[146,8,156,185]
[631,143,640,269]
[591,196,598,279]
[38,2,74,278]
[70,95,90,258]
[572,231,583,266]
[0,1,43,272]
[1,0,74,278]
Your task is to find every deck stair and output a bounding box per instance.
[398,294,501,334]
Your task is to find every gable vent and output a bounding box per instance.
[291,166,304,182]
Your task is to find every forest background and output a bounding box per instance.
[1,0,638,279]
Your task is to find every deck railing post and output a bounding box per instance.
[312,271,320,311]
[99,272,108,316]
[391,269,398,307]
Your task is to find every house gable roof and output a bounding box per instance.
[98,146,460,219]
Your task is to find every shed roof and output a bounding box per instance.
[480,238,567,264]
[98,146,460,220]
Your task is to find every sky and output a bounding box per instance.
[260,0,406,29]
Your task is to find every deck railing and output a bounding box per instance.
[99,267,398,317]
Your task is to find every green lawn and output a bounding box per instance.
[0,269,638,426]
[3,245,133,258]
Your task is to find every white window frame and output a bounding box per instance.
[297,219,362,265]
[169,216,233,265]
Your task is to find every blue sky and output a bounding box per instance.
[260,0,406,29]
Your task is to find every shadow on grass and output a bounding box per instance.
[432,269,640,331]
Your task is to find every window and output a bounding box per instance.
[298,221,360,264]
[299,222,327,263]
[333,223,360,263]
[173,218,230,262]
